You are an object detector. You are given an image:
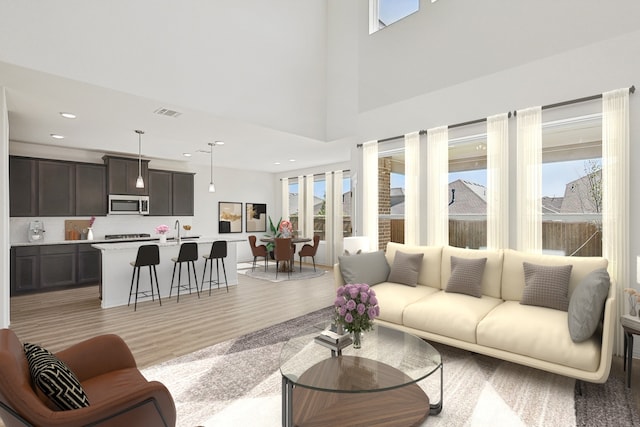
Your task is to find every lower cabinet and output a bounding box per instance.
[11,243,102,295]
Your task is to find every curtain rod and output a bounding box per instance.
[514,85,635,116]
[357,112,513,147]
[280,169,350,181]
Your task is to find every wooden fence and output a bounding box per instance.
[389,219,602,257]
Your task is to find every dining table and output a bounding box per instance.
[260,237,311,272]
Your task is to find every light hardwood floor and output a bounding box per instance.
[8,264,336,369]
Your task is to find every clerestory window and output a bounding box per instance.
[369,0,420,34]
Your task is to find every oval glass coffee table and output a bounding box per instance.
[280,324,442,427]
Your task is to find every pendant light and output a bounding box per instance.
[135,130,145,189]
[208,142,216,192]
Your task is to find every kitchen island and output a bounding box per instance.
[92,237,240,308]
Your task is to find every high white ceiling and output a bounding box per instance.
[0,1,353,172]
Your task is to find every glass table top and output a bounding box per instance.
[279,324,441,393]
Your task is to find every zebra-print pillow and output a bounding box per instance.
[24,343,90,410]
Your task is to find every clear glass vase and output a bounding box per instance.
[352,331,362,349]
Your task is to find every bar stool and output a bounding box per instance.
[128,244,161,311]
[169,242,200,302]
[201,240,228,295]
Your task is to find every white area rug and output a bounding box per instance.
[142,307,638,427]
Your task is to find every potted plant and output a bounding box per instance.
[264,216,282,255]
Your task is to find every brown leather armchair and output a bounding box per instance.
[0,329,176,427]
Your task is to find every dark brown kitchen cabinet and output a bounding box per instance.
[40,245,77,289]
[9,157,38,217]
[104,156,149,196]
[11,246,39,293]
[148,169,172,216]
[172,172,195,216]
[38,160,76,216]
[77,244,101,284]
[10,243,102,295]
[76,164,107,216]
[10,156,107,217]
[148,170,194,216]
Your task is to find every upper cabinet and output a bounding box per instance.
[9,156,107,217]
[148,169,172,216]
[76,163,107,216]
[38,160,75,216]
[9,157,37,217]
[103,156,149,196]
[172,172,195,216]
[148,169,194,216]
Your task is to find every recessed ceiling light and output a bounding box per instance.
[289,159,296,162]
[274,162,281,165]
[214,141,225,146]
[59,112,76,119]
[50,134,65,139]
[182,153,192,157]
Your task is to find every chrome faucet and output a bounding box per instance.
[174,219,181,244]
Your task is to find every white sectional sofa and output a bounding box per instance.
[334,242,616,383]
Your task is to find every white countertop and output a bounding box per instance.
[12,235,245,248]
[91,236,244,251]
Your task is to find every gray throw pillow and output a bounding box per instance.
[445,256,487,298]
[387,250,424,287]
[520,262,572,311]
[338,250,390,285]
[568,268,610,342]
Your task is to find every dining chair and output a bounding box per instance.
[298,235,320,272]
[248,235,268,272]
[274,237,295,280]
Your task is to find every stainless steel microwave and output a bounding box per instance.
[108,195,150,215]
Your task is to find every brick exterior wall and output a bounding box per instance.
[378,157,391,250]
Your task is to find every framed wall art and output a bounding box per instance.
[246,203,267,232]
[218,202,243,233]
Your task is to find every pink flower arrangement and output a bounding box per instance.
[279,219,293,235]
[155,224,169,235]
[334,283,380,334]
[88,216,96,228]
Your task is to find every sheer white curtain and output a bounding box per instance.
[426,126,449,246]
[602,88,630,356]
[281,177,289,224]
[404,131,420,245]
[297,175,304,235]
[332,170,344,261]
[304,174,314,238]
[516,107,542,252]
[362,141,379,251]
[325,171,334,263]
[486,113,509,250]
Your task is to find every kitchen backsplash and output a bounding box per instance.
[10,216,199,244]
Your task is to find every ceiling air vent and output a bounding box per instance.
[153,108,182,118]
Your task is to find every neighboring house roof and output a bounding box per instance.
[448,180,487,215]
[559,171,601,214]
[542,196,564,214]
[287,193,329,215]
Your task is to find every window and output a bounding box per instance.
[448,133,488,249]
[342,175,353,238]
[314,176,326,240]
[288,179,299,233]
[370,0,420,34]
[541,113,602,256]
